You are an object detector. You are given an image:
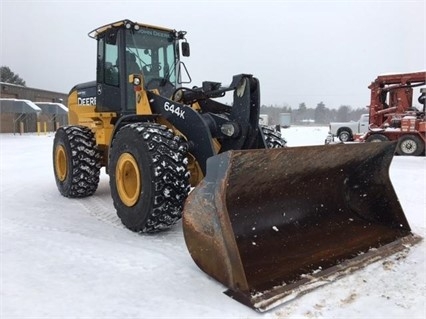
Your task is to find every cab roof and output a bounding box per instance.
[88,19,174,39]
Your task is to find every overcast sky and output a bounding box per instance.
[1,0,425,109]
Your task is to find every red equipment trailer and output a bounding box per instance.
[358,71,426,156]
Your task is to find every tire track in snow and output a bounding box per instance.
[3,216,171,272]
[78,195,126,230]
[76,193,184,242]
[41,181,125,230]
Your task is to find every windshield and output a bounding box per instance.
[125,27,177,87]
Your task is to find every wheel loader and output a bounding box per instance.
[53,19,420,312]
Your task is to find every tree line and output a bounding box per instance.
[260,102,368,126]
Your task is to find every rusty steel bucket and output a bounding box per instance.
[182,142,420,312]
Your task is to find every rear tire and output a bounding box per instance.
[396,134,424,156]
[338,129,352,142]
[109,122,190,233]
[261,125,287,148]
[53,126,101,197]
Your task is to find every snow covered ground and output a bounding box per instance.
[1,126,425,319]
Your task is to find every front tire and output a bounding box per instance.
[109,122,190,233]
[366,134,389,143]
[53,126,101,197]
[261,125,287,148]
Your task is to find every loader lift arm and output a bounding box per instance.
[140,73,266,174]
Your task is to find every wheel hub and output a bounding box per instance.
[116,152,141,207]
[55,145,67,182]
[402,140,416,154]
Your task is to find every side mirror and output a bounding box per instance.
[181,42,190,57]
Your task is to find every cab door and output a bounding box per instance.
[95,29,124,113]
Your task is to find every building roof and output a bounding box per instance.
[0,98,41,114]
[35,102,68,115]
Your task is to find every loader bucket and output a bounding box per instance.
[182,142,420,312]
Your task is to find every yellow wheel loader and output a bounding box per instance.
[53,19,420,311]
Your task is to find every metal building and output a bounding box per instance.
[0,82,68,133]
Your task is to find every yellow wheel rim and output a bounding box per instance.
[55,145,67,182]
[116,152,141,207]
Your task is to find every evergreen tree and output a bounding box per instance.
[314,102,327,124]
[336,105,351,122]
[298,102,307,113]
[0,66,26,86]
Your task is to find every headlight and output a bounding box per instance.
[221,122,239,137]
[173,89,183,102]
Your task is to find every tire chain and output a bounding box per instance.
[117,123,191,232]
[65,126,102,197]
[261,125,287,148]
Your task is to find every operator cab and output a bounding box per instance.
[89,19,190,114]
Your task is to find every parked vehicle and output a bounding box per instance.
[360,72,426,156]
[327,114,369,142]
